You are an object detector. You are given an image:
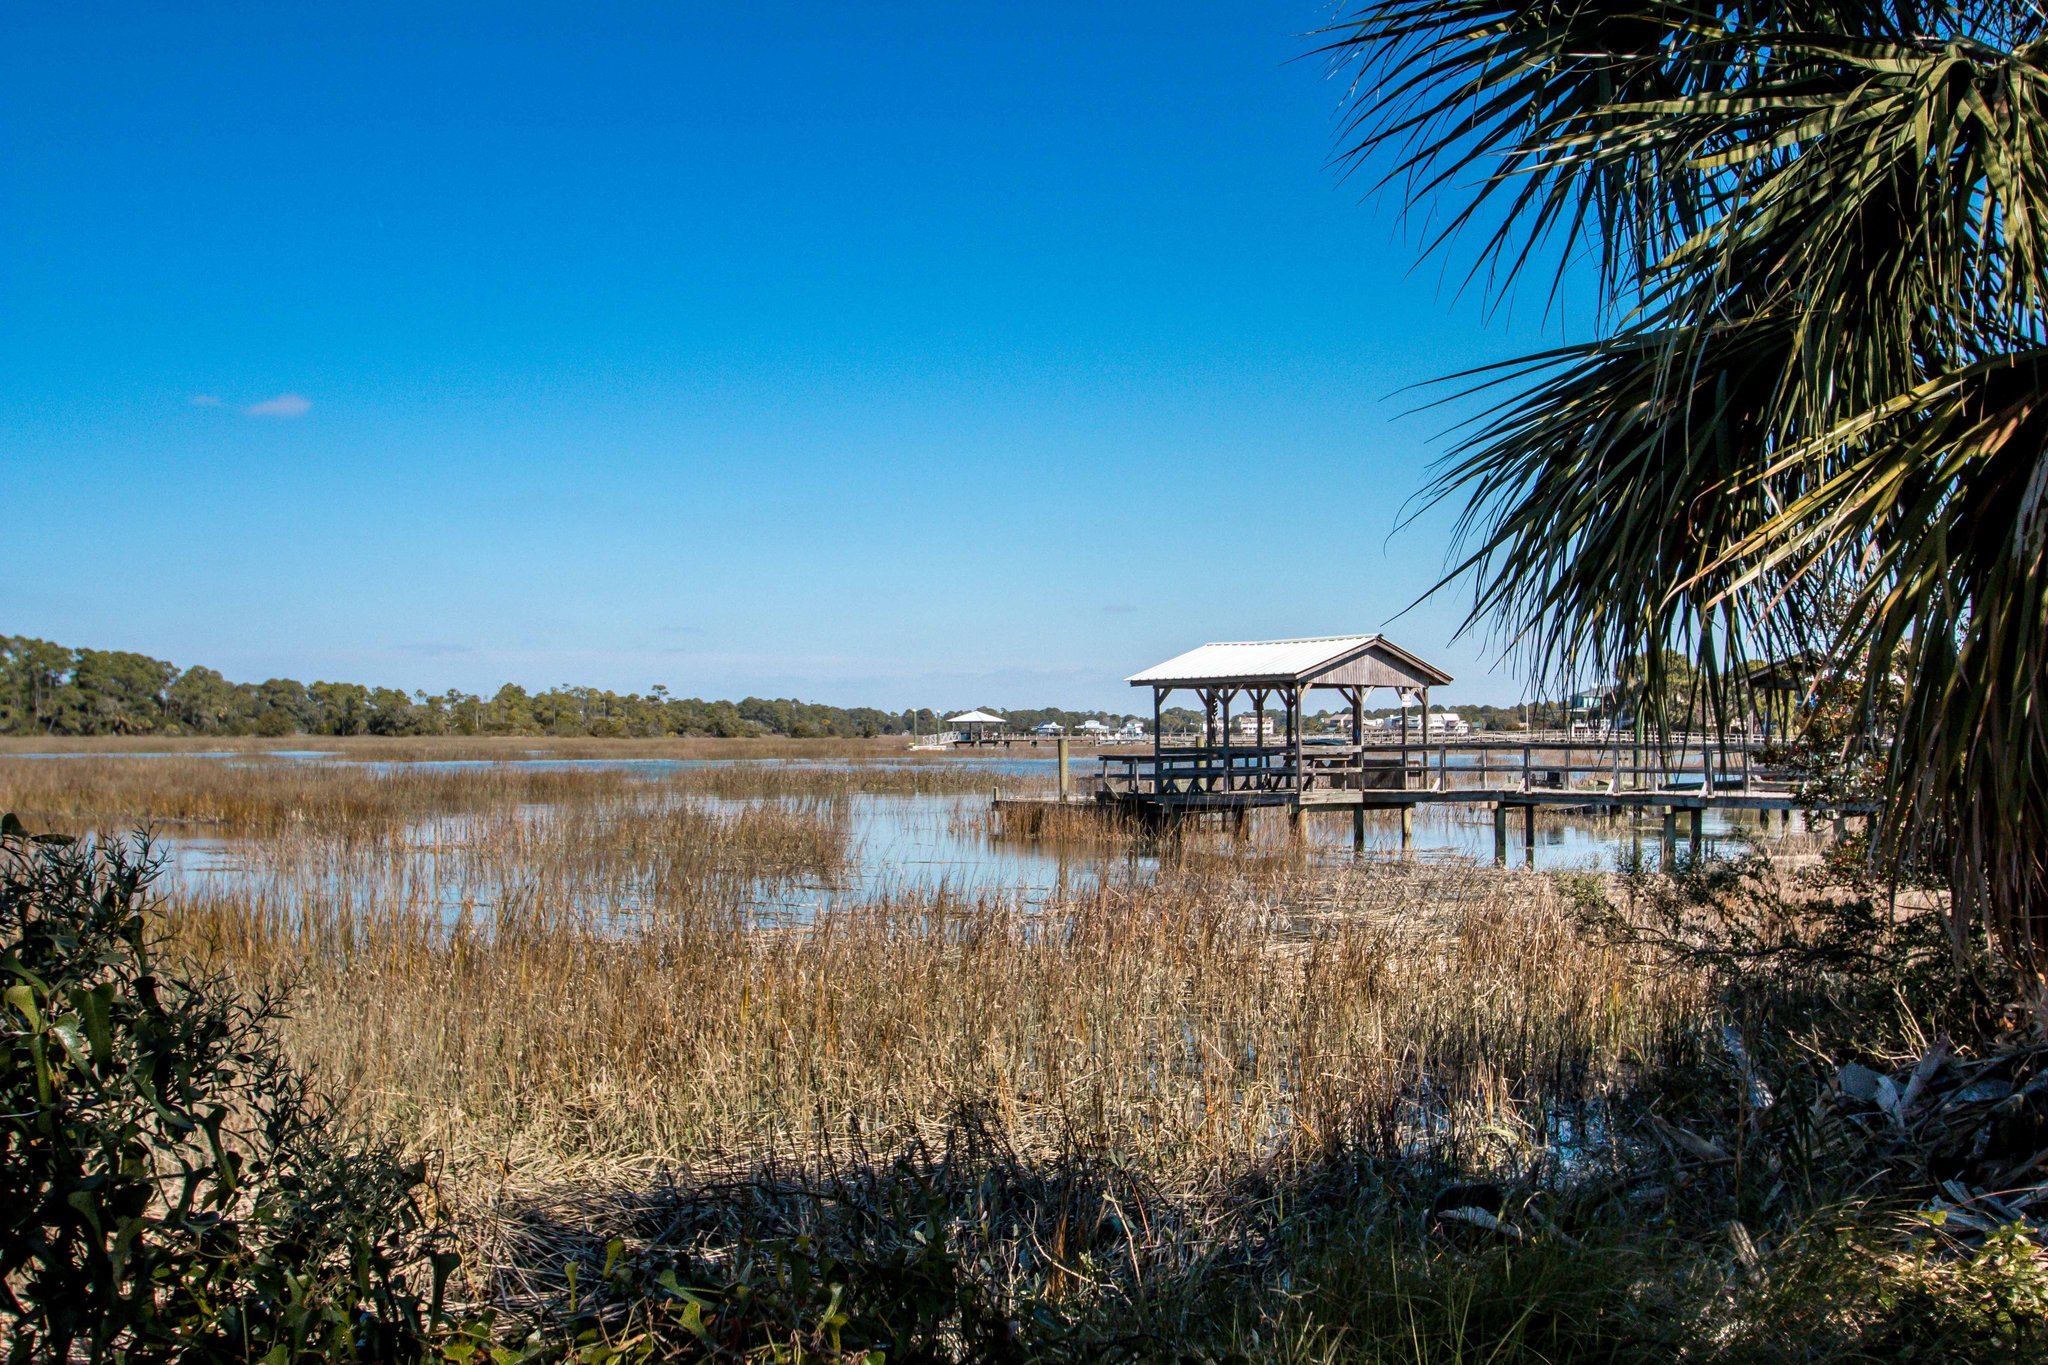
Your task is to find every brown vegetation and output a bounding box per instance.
[10,744,2040,1358]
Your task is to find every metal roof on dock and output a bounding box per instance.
[1126,634,1453,689]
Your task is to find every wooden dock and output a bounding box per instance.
[991,634,1864,866]
[996,735,1867,865]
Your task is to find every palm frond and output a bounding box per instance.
[1328,0,2048,981]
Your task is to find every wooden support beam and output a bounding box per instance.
[1288,685,1303,796]
[1352,805,1366,852]
[1398,705,1408,788]
[1523,802,1536,857]
[1151,687,1162,765]
[1689,806,1705,859]
[1494,803,1508,866]
[1400,805,1413,849]
[1220,688,1232,794]
[1661,809,1678,867]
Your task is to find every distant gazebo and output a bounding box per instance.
[945,709,1010,746]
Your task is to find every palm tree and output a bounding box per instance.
[1324,1,2047,987]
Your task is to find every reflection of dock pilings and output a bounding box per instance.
[996,787,1866,868]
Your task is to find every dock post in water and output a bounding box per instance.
[1352,805,1366,852]
[1689,807,1704,859]
[1057,736,1070,802]
[1522,803,1536,861]
[1494,803,1509,866]
[1661,809,1679,867]
[1400,805,1413,849]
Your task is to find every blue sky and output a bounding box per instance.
[1,2,1580,712]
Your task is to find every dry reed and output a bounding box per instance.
[9,748,1713,1234]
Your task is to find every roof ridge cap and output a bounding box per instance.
[1203,633,1379,646]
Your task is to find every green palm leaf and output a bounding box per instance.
[1327,1,2048,986]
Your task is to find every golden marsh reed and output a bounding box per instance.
[3,745,1712,1215]
[0,748,1039,837]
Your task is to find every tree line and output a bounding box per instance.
[0,636,1137,741]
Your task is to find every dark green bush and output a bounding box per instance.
[0,824,458,1362]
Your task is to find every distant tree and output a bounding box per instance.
[309,681,374,736]
[483,683,537,735]
[67,649,174,735]
[0,634,1035,745]
[0,638,76,734]
[165,666,238,733]
[245,679,314,737]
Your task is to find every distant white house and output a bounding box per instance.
[1232,712,1282,742]
[1033,721,1065,736]
[1077,719,1112,735]
[1431,710,1472,736]
[1116,719,1145,738]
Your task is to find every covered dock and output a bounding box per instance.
[1113,633,1455,802]
[1063,632,1866,861]
[944,709,1012,747]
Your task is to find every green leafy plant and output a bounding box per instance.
[0,822,460,1362]
[1325,0,2048,996]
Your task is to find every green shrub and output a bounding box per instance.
[0,824,458,1362]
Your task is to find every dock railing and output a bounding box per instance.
[1100,735,1793,801]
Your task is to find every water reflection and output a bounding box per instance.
[27,749,1799,920]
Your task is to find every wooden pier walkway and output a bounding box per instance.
[991,633,1862,866]
[996,735,1867,865]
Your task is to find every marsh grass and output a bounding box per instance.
[0,734,925,761]
[11,744,2037,1359]
[0,746,1043,839]
[0,755,650,837]
[235,858,1685,1181]
[670,759,1035,800]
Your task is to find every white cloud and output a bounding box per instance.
[188,393,223,407]
[244,393,311,418]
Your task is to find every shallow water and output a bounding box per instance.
[28,749,1789,919]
